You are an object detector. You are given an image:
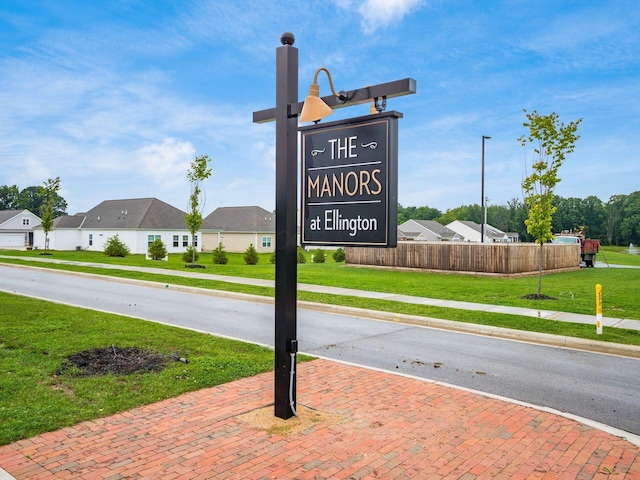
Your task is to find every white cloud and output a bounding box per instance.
[252,141,276,171]
[16,158,52,186]
[357,0,423,34]
[137,138,195,189]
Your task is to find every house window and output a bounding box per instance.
[23,218,30,226]
[193,236,198,247]
[262,236,272,248]
[89,234,93,246]
[173,235,179,247]
[182,235,188,247]
[148,234,161,247]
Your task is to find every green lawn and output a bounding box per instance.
[0,292,296,445]
[2,248,639,320]
[596,246,640,267]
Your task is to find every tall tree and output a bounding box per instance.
[17,186,45,215]
[506,198,530,241]
[552,196,584,234]
[2,184,67,217]
[620,191,640,246]
[486,204,511,234]
[185,155,212,264]
[581,195,606,240]
[50,193,68,218]
[40,177,61,250]
[436,204,482,226]
[519,109,582,297]
[0,185,20,210]
[397,204,442,224]
[605,194,626,245]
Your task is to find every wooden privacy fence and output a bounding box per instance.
[345,242,581,276]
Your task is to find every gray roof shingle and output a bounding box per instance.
[53,214,85,229]
[0,210,25,225]
[55,198,188,230]
[203,206,275,232]
[412,220,458,239]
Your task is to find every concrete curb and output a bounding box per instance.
[0,467,15,480]
[296,300,640,359]
[4,262,640,359]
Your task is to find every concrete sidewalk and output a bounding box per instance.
[1,359,639,479]
[2,255,639,331]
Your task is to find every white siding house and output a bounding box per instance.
[34,198,198,254]
[0,210,42,249]
[446,220,508,243]
[398,220,461,242]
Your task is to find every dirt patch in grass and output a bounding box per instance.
[58,346,168,376]
[521,293,556,300]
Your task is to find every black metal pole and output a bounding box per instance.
[481,135,490,243]
[274,33,298,419]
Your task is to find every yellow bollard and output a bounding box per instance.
[596,284,603,335]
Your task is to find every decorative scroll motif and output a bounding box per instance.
[361,142,378,149]
[311,149,326,156]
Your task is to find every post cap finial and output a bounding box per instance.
[280,32,295,46]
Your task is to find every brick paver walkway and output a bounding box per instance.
[1,359,638,479]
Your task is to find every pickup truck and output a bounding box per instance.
[552,235,600,267]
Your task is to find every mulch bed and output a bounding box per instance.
[58,346,167,376]
[521,293,556,300]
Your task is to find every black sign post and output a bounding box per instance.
[253,33,415,420]
[273,34,299,420]
[301,112,401,247]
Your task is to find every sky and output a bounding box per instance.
[1,0,639,216]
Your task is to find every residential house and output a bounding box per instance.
[0,209,42,249]
[446,220,508,243]
[505,232,520,243]
[34,198,197,254]
[398,219,461,242]
[397,228,426,242]
[203,206,275,253]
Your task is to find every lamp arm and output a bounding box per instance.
[313,67,347,101]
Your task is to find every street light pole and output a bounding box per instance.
[481,135,491,243]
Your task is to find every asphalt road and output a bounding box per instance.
[1,265,639,437]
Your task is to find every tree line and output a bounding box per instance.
[398,191,640,246]
[0,184,67,218]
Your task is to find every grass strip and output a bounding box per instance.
[3,257,640,348]
[3,249,640,319]
[298,292,640,347]
[0,291,312,445]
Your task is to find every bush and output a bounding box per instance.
[297,246,307,264]
[104,234,130,257]
[243,244,259,265]
[147,238,167,260]
[333,248,346,262]
[212,243,229,264]
[269,251,276,264]
[312,248,326,263]
[182,246,199,263]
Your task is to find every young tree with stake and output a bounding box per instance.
[40,177,61,251]
[519,110,582,297]
[185,155,212,265]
